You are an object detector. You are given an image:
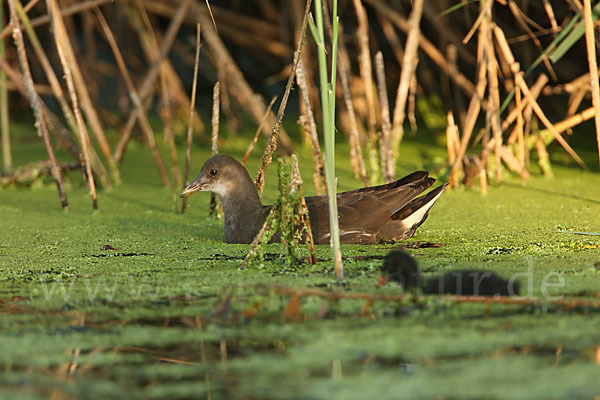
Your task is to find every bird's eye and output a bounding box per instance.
[209,169,218,176]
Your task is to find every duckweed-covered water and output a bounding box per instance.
[1,125,600,399]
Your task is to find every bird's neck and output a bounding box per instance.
[220,176,263,223]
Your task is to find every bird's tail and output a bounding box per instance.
[392,183,448,229]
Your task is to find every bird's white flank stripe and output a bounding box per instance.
[401,189,445,229]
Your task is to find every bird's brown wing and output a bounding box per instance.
[305,171,437,243]
[337,172,435,217]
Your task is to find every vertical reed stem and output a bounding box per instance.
[0,0,10,172]
[583,0,600,168]
[297,59,326,195]
[209,82,220,217]
[392,0,424,161]
[48,0,97,208]
[182,23,202,213]
[8,0,68,209]
[375,51,393,182]
[310,0,343,280]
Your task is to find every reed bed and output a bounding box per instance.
[0,0,598,206]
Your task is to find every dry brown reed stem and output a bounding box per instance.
[0,0,39,39]
[15,0,110,189]
[542,0,559,34]
[94,8,170,187]
[134,0,202,129]
[498,145,529,180]
[15,1,76,132]
[446,44,466,126]
[571,0,584,10]
[82,11,97,99]
[446,112,459,188]
[391,0,423,160]
[46,0,119,185]
[536,138,552,176]
[495,43,514,96]
[514,82,525,179]
[462,8,484,45]
[482,1,503,185]
[340,115,368,190]
[181,23,201,215]
[253,0,312,197]
[501,74,547,134]
[375,51,393,182]
[450,38,488,188]
[3,80,52,94]
[292,0,319,118]
[7,0,68,209]
[539,106,595,136]
[144,1,287,64]
[159,70,182,189]
[544,70,597,95]
[216,67,237,131]
[507,1,557,81]
[329,21,368,186]
[0,56,81,158]
[519,81,586,168]
[422,5,476,65]
[408,74,418,133]
[114,0,192,163]
[192,3,293,156]
[365,0,475,97]
[0,160,81,187]
[242,95,278,166]
[291,154,317,265]
[210,5,279,38]
[479,150,488,195]
[1,0,112,39]
[493,25,586,169]
[508,76,546,154]
[0,0,10,172]
[209,19,289,59]
[583,0,600,168]
[352,0,378,179]
[296,59,325,195]
[378,15,405,65]
[211,83,220,156]
[241,213,270,268]
[48,0,97,209]
[566,83,588,118]
[209,82,220,217]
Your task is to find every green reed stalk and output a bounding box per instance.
[309,0,343,279]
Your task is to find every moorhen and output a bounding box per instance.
[180,155,447,245]
[378,250,520,296]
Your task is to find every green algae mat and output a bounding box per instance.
[1,130,600,399]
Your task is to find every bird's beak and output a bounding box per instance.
[180,180,202,198]
[376,274,387,288]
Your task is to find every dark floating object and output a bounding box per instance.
[102,245,116,251]
[180,155,447,244]
[87,252,151,258]
[379,250,520,297]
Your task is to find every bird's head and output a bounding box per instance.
[180,155,247,199]
[378,250,422,291]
